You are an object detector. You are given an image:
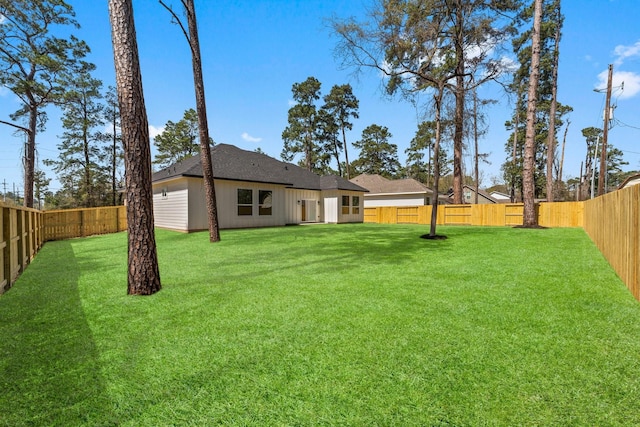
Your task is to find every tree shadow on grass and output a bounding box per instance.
[0,240,116,426]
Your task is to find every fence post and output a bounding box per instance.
[1,207,7,293]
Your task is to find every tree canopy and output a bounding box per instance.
[352,124,400,178]
[0,0,89,207]
[153,108,208,168]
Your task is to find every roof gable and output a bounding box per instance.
[350,173,432,194]
[152,144,366,192]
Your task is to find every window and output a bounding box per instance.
[351,196,360,214]
[259,190,272,216]
[341,195,350,214]
[237,189,253,216]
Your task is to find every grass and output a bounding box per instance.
[1,224,640,426]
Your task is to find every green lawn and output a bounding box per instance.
[1,224,640,426]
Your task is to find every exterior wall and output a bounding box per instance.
[324,196,338,223]
[154,178,365,230]
[203,179,287,229]
[620,177,640,189]
[153,178,190,231]
[285,189,323,224]
[324,190,364,223]
[463,188,495,204]
[363,193,429,207]
[154,178,287,231]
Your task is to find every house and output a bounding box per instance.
[151,144,367,232]
[349,174,434,207]
[489,191,511,202]
[454,185,498,204]
[618,173,640,190]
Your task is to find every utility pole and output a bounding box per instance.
[591,135,600,199]
[2,179,6,202]
[598,64,613,196]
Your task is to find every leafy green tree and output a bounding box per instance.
[321,84,359,178]
[45,61,106,208]
[0,0,89,207]
[101,86,124,206]
[504,0,571,207]
[405,122,434,184]
[579,126,601,199]
[604,146,629,191]
[33,169,50,210]
[332,0,521,236]
[352,124,400,178]
[333,0,522,205]
[313,108,340,175]
[282,76,322,171]
[153,108,207,168]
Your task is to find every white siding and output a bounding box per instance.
[187,178,208,230]
[212,180,286,229]
[364,193,428,207]
[153,179,190,231]
[154,177,365,230]
[324,190,364,224]
[285,189,323,224]
[324,196,338,223]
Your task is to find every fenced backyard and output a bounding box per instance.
[0,186,639,300]
[0,205,126,294]
[2,223,640,425]
[1,193,640,425]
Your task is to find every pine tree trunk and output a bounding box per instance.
[522,0,543,227]
[23,106,37,208]
[109,0,161,295]
[429,86,445,237]
[184,0,220,242]
[545,6,561,202]
[452,3,465,205]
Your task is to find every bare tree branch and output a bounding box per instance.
[158,0,192,50]
[0,119,32,134]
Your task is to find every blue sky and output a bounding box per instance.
[1,0,640,196]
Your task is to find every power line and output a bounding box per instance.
[613,118,640,131]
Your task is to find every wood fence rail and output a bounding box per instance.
[364,202,584,228]
[43,206,127,241]
[1,204,126,294]
[1,204,44,294]
[583,186,639,300]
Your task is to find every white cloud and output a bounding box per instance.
[241,132,262,143]
[287,99,296,107]
[595,69,640,100]
[613,40,640,66]
[148,125,165,139]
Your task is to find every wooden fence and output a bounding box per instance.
[364,201,584,228]
[43,206,127,241]
[1,204,44,294]
[2,197,639,301]
[583,185,640,300]
[1,205,126,294]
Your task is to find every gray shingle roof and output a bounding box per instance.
[350,173,432,194]
[152,144,367,192]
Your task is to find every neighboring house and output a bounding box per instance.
[151,144,367,232]
[490,191,511,202]
[349,174,434,207]
[454,185,498,204]
[618,173,640,190]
